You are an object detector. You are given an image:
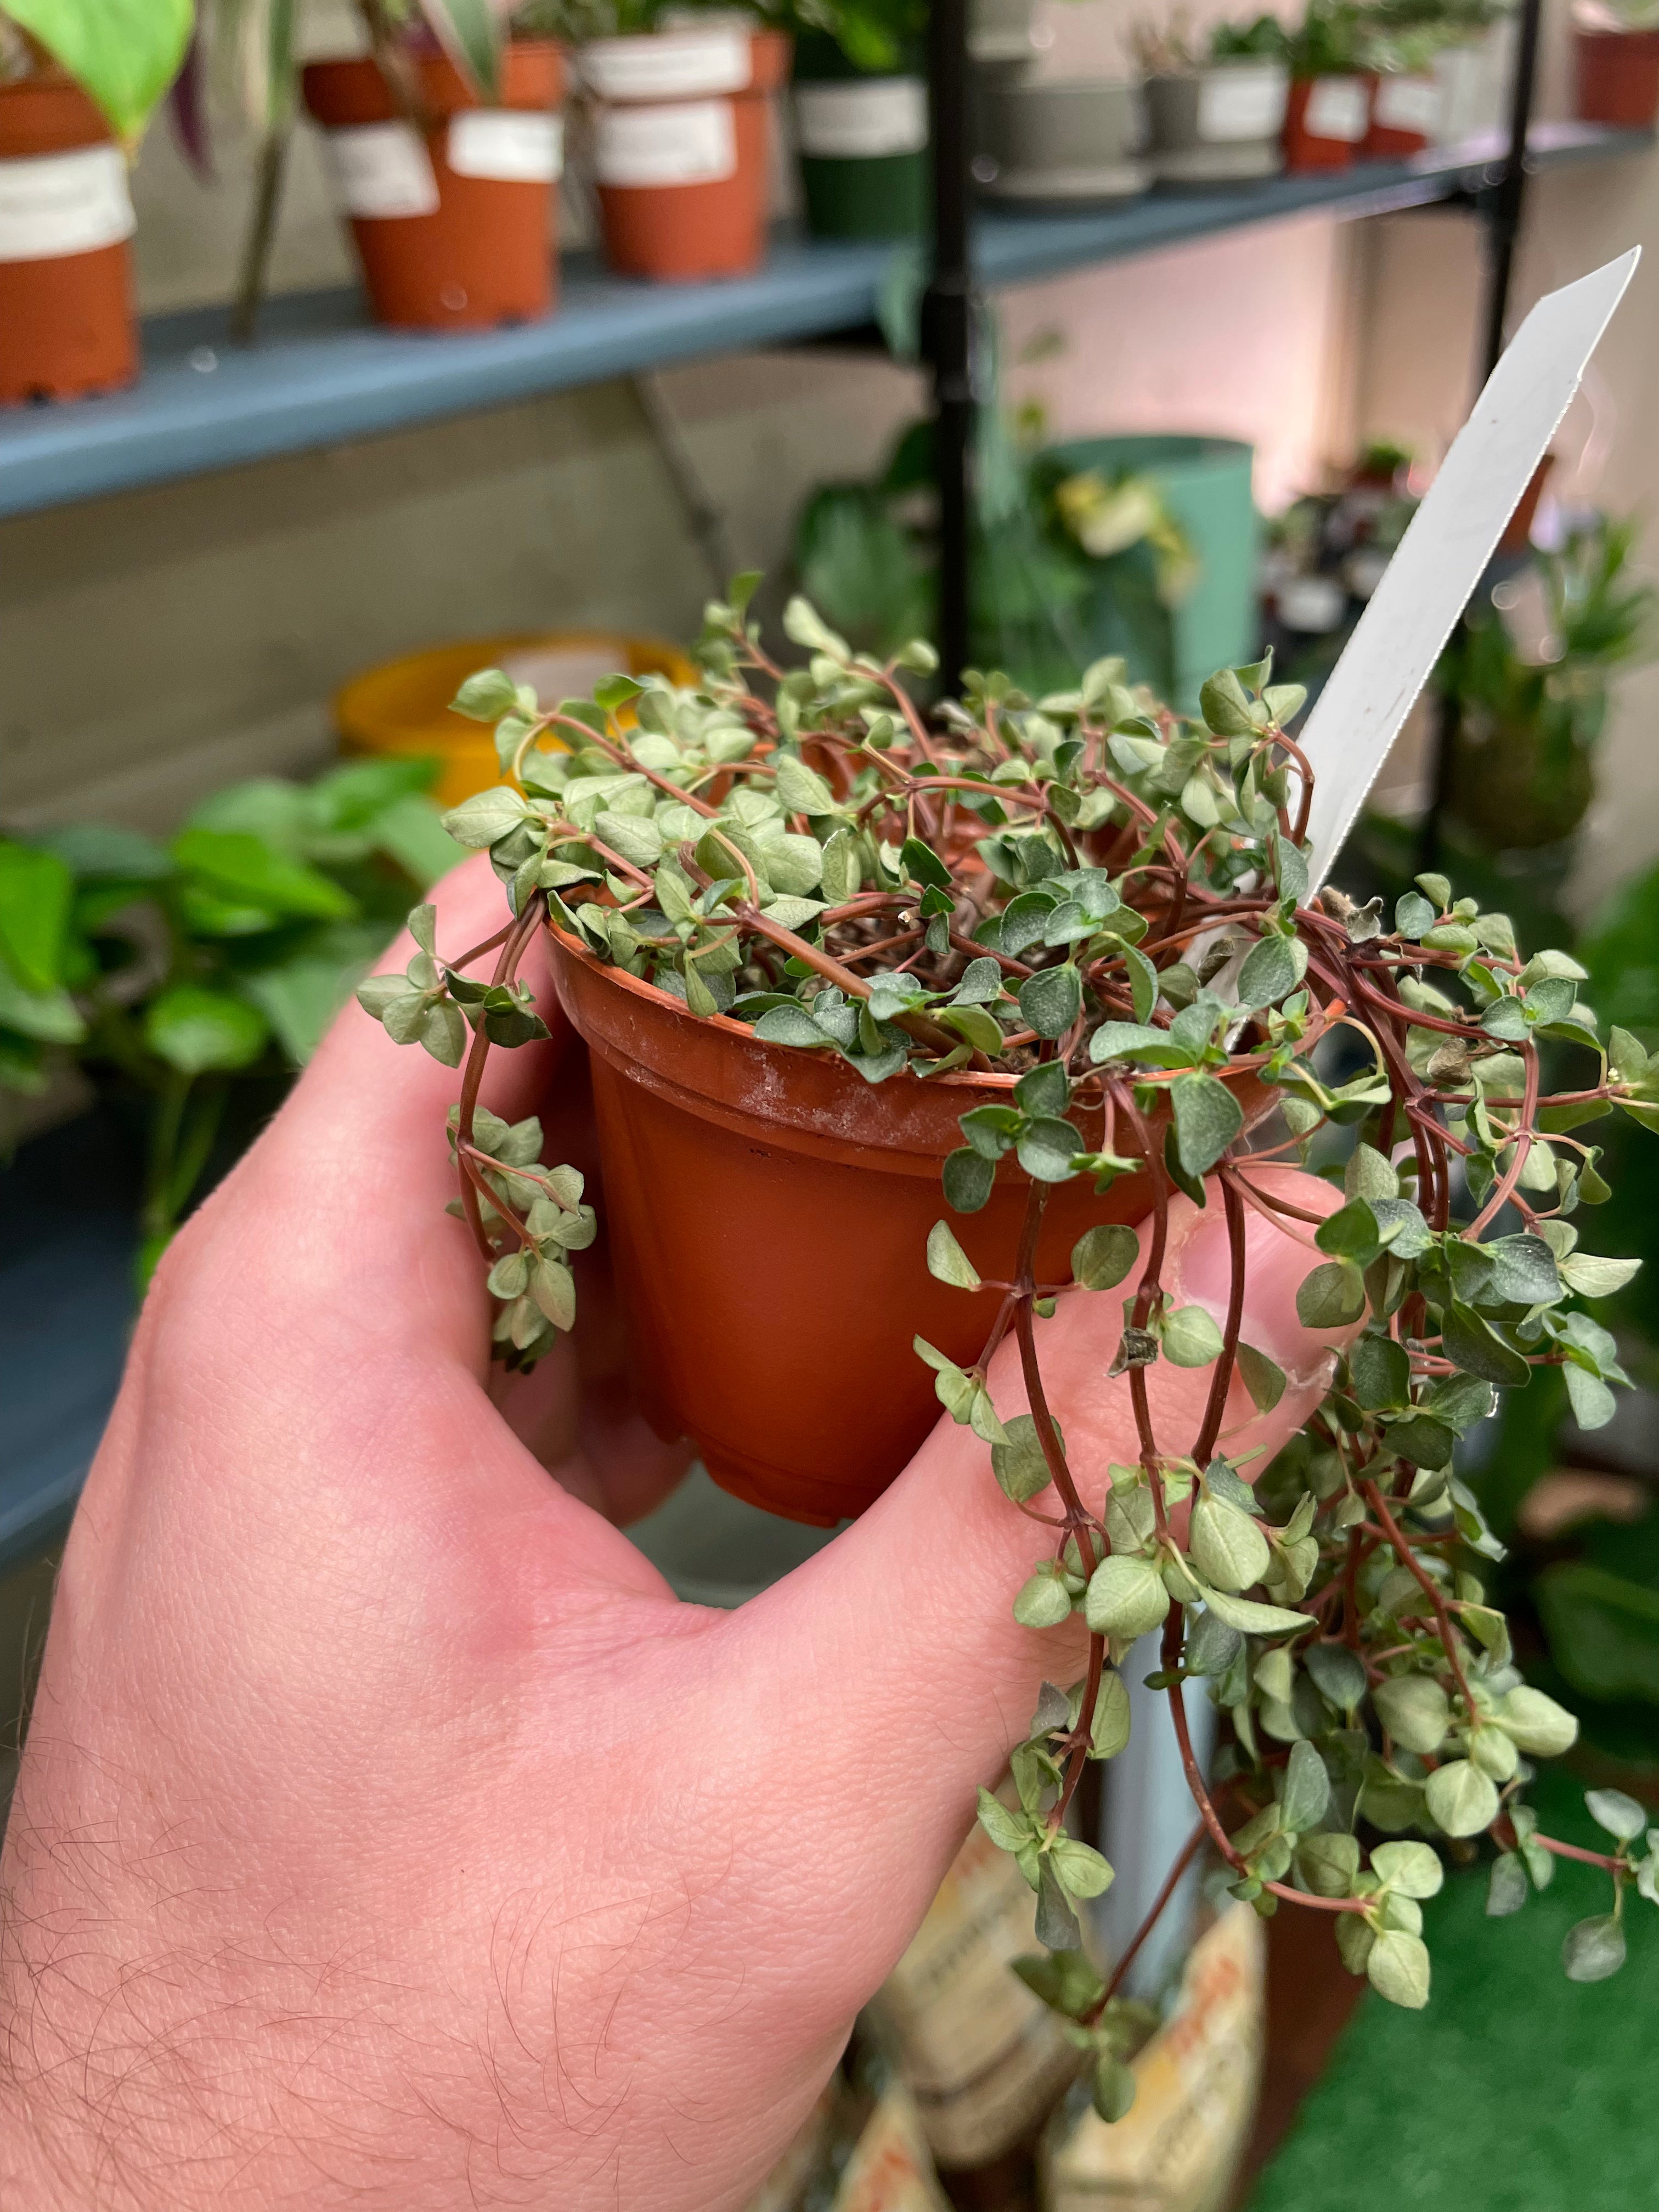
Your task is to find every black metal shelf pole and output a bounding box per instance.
[1420,0,1544,869]
[924,0,974,691]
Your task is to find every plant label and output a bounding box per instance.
[1198,66,1287,143]
[595,99,737,188]
[1373,73,1442,135]
[795,77,929,159]
[0,146,134,263]
[1301,247,1641,888]
[1304,76,1369,142]
[580,29,751,102]
[321,123,440,220]
[447,110,563,183]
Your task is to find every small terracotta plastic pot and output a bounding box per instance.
[0,76,137,407]
[301,42,562,331]
[1363,70,1441,155]
[1573,26,1659,127]
[1283,74,1370,170]
[550,924,1263,1526]
[582,28,785,281]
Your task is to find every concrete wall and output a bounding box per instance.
[8,0,1366,834]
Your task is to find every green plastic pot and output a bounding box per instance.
[1042,432,1259,712]
[792,31,927,240]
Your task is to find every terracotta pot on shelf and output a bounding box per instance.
[301,42,563,331]
[1283,74,1370,170]
[0,75,137,406]
[1363,70,1442,155]
[550,923,1265,1526]
[1573,26,1659,127]
[582,27,786,282]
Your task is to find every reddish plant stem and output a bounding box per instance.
[1361,1480,1476,1715]
[1192,1176,1248,1466]
[1085,1821,1208,2018]
[455,898,545,1261]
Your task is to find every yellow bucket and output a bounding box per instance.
[332,630,699,808]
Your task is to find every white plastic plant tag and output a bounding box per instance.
[447,109,563,182]
[0,146,134,263]
[595,98,737,187]
[1373,73,1441,134]
[581,29,750,101]
[322,123,440,218]
[795,77,928,159]
[1198,65,1286,143]
[1304,76,1369,142]
[1301,247,1640,889]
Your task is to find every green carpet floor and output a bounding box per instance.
[1245,1771,1656,2212]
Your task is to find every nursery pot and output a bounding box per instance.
[301,43,563,331]
[1282,74,1370,170]
[792,32,927,240]
[550,925,1262,1525]
[1573,26,1659,127]
[583,28,786,281]
[1043,433,1259,715]
[1144,63,1287,186]
[333,630,697,807]
[0,76,137,406]
[977,77,1148,202]
[1363,70,1442,155]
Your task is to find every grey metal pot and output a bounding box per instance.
[1144,61,1288,185]
[977,76,1149,201]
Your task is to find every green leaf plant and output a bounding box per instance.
[358,583,1659,2099]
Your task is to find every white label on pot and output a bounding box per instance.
[1301,249,1640,885]
[795,77,928,158]
[1304,75,1369,141]
[1198,66,1285,143]
[595,99,736,187]
[321,123,440,218]
[1373,73,1441,134]
[0,146,134,264]
[447,109,563,182]
[581,29,749,101]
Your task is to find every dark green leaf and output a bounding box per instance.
[1072,1223,1139,1290]
[1170,1072,1243,1178]
[944,1146,996,1212]
[1019,963,1083,1041]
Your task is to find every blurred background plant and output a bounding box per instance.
[0,756,457,1282]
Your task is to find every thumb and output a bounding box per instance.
[717,1164,1353,2020]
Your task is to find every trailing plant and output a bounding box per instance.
[359,584,1659,2117]
[0,755,457,1278]
[1132,12,1288,74]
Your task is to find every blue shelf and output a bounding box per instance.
[0,120,1646,521]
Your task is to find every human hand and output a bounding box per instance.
[0,857,1350,2212]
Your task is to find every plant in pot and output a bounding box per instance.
[1282,0,1371,171]
[0,0,193,403]
[1571,0,1659,129]
[0,754,458,1281]
[1133,13,1290,190]
[529,0,787,283]
[209,0,566,339]
[786,0,927,241]
[359,582,1659,2058]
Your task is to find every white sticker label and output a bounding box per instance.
[0,146,134,264]
[795,77,928,158]
[581,29,749,101]
[447,109,563,182]
[1197,65,1286,142]
[1304,76,1369,142]
[595,98,736,186]
[321,123,441,218]
[1373,73,1441,134]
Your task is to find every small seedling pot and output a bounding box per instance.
[583,28,787,281]
[1144,63,1288,187]
[1283,74,1371,170]
[1573,25,1659,127]
[0,76,137,406]
[977,77,1148,202]
[302,42,563,331]
[550,923,1262,1525]
[792,31,927,240]
[1363,70,1442,155]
